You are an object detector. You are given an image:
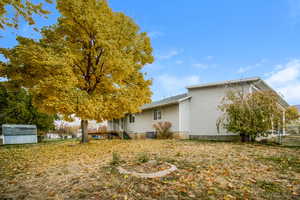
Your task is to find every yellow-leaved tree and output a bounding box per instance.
[0,0,52,29]
[0,0,154,143]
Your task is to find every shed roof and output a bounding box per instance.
[2,124,37,128]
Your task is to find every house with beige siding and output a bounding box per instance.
[108,77,289,140]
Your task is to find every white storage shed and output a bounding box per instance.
[1,124,38,145]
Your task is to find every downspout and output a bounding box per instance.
[283,110,286,135]
[271,115,274,135]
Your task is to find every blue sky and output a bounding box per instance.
[1,0,300,104]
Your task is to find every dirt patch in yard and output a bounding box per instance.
[120,160,171,173]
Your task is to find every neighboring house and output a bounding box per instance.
[51,120,106,139]
[46,133,62,139]
[108,77,289,140]
[46,133,73,139]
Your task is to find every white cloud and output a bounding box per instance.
[148,31,164,39]
[288,0,300,19]
[279,84,300,103]
[238,66,252,74]
[266,59,300,85]
[154,74,200,99]
[265,59,300,104]
[192,63,209,69]
[192,62,217,70]
[206,56,214,60]
[156,49,182,60]
[192,56,217,70]
[238,59,267,74]
[175,60,183,65]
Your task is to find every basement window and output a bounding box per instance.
[154,110,162,120]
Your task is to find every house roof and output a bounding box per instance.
[187,77,289,108]
[141,93,189,110]
[186,77,261,89]
[141,77,290,111]
[252,79,289,108]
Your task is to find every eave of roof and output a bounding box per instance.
[186,77,261,89]
[186,76,289,108]
[141,93,190,110]
[254,79,290,108]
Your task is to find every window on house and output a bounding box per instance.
[129,114,135,123]
[113,119,119,130]
[154,110,162,120]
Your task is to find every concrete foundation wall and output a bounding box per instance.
[189,135,241,141]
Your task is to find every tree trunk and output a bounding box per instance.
[250,135,256,142]
[81,120,89,143]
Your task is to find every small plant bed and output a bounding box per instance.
[117,160,177,178]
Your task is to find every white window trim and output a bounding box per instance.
[129,114,135,123]
[154,110,162,120]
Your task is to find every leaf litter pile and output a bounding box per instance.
[0,140,300,200]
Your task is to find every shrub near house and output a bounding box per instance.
[153,121,173,139]
[218,90,297,142]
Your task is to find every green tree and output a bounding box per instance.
[217,90,286,142]
[286,106,300,123]
[1,0,154,143]
[0,83,57,134]
[0,0,52,30]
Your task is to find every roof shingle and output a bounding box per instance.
[141,93,188,110]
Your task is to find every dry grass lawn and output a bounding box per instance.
[0,139,300,200]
